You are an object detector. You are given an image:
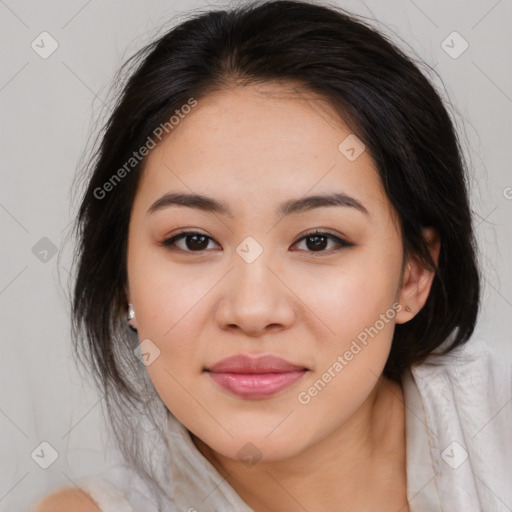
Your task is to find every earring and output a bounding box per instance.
[404,305,411,312]
[127,304,138,332]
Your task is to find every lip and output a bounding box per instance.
[205,354,308,399]
[207,354,307,374]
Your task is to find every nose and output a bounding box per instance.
[214,251,296,337]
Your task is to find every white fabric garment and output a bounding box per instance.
[77,336,512,511]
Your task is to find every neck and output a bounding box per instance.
[191,376,408,512]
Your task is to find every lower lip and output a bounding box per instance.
[207,370,307,398]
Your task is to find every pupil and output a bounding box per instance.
[188,234,208,250]
[307,235,327,251]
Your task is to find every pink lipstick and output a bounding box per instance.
[205,354,307,398]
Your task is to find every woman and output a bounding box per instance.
[32,0,511,510]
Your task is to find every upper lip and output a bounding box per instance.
[206,354,307,374]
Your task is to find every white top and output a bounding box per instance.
[77,336,512,511]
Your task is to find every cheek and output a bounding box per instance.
[297,251,401,390]
[304,264,398,341]
[127,254,212,409]
[129,248,212,335]
[144,358,203,430]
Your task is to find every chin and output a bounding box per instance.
[213,438,301,465]
[193,421,313,465]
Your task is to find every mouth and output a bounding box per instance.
[204,354,308,399]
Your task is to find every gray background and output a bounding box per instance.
[0,0,511,510]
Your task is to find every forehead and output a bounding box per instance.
[134,83,394,222]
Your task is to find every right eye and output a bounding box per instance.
[160,231,220,252]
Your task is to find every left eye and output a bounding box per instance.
[161,230,353,254]
[293,230,353,253]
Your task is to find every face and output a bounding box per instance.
[126,83,424,463]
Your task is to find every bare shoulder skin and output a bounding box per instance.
[30,487,100,512]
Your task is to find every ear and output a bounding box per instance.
[396,227,441,324]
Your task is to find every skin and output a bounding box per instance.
[125,82,440,512]
[30,488,101,512]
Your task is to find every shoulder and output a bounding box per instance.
[408,335,512,511]
[30,486,100,512]
[408,333,512,446]
[413,333,505,384]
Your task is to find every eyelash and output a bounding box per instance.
[160,229,354,255]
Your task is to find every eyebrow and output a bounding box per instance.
[146,191,369,218]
